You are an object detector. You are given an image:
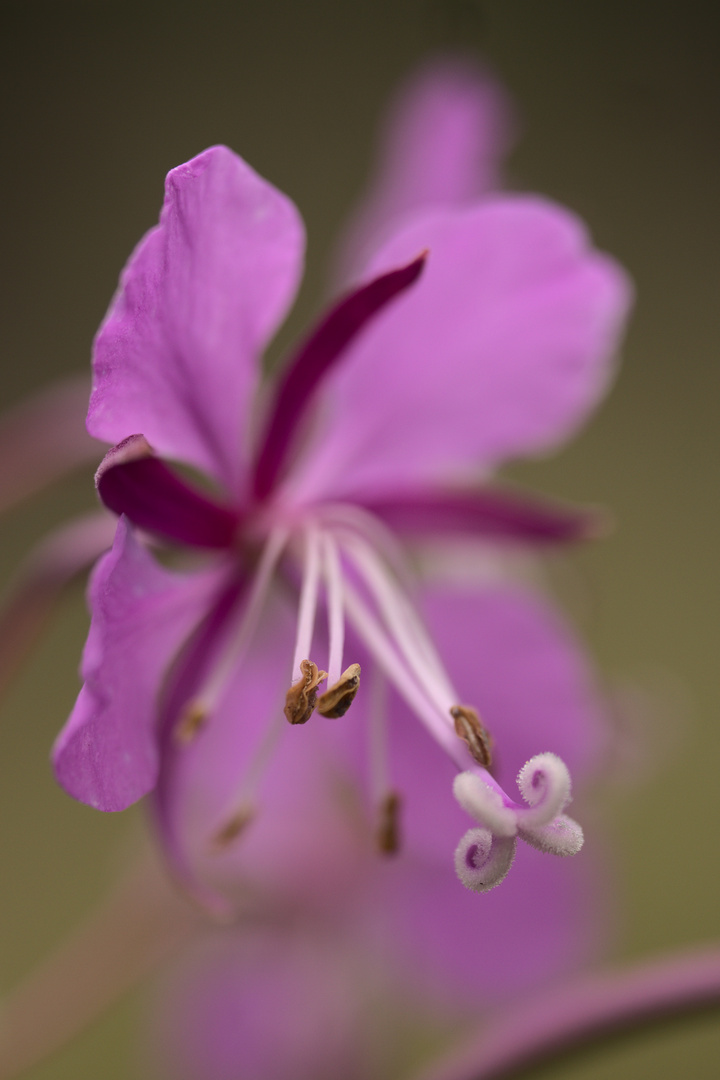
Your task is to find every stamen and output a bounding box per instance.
[209,712,286,853]
[210,803,255,852]
[318,502,413,591]
[284,658,328,725]
[339,531,457,718]
[342,578,466,768]
[291,526,322,681]
[317,663,361,718]
[376,790,402,855]
[451,704,493,769]
[173,527,289,743]
[173,699,209,744]
[322,533,345,687]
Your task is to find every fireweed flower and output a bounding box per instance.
[51,139,630,909]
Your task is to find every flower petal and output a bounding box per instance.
[152,932,364,1080]
[0,375,99,512]
[88,146,305,493]
[361,485,605,545]
[53,518,227,812]
[291,198,632,502]
[360,841,605,1005]
[96,436,240,549]
[335,58,514,282]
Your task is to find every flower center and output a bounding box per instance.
[170,502,583,888]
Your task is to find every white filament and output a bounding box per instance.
[339,531,457,720]
[291,525,322,680]
[322,533,345,687]
[196,526,289,712]
[342,578,467,768]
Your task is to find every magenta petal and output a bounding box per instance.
[360,843,604,1006]
[293,198,632,502]
[0,375,100,512]
[88,146,305,492]
[96,436,240,549]
[153,933,363,1080]
[335,58,514,282]
[252,253,426,499]
[362,485,605,545]
[53,518,226,811]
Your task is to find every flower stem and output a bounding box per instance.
[415,945,720,1080]
[0,848,197,1078]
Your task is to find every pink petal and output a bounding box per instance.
[53,518,226,812]
[0,375,99,513]
[358,841,606,1006]
[152,932,364,1080]
[0,512,116,700]
[335,58,514,283]
[96,436,240,549]
[88,147,305,493]
[291,198,632,502]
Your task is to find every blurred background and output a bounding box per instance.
[0,1,719,1077]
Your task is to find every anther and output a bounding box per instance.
[174,699,209,744]
[376,790,401,855]
[284,659,328,725]
[210,803,256,852]
[451,705,493,769]
[317,663,361,718]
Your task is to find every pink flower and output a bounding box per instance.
[51,65,630,921]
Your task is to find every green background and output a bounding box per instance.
[0,1,719,1076]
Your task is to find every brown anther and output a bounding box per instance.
[174,699,209,744]
[284,659,328,725]
[376,791,402,855]
[210,804,255,852]
[317,663,361,718]
[451,704,493,769]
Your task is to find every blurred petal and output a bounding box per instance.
[362,485,605,545]
[0,375,98,512]
[53,518,226,812]
[96,436,240,549]
[360,840,605,1007]
[88,147,305,492]
[336,58,514,282]
[292,198,632,502]
[0,512,116,699]
[153,932,364,1080]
